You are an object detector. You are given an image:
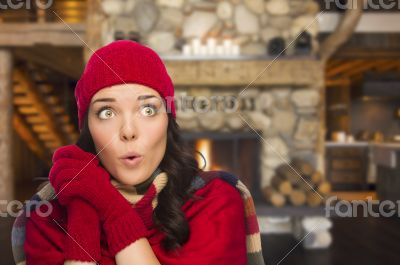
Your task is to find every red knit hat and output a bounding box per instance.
[74,40,176,130]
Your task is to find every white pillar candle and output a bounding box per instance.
[182,44,192,56]
[206,38,216,55]
[200,45,208,56]
[232,44,240,56]
[216,45,225,56]
[191,38,201,55]
[207,46,216,55]
[191,38,201,48]
[223,39,233,55]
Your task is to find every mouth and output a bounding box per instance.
[119,154,143,168]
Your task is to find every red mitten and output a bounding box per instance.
[49,144,149,256]
[64,198,101,262]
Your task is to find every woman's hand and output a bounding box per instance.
[49,144,149,257]
[49,144,127,222]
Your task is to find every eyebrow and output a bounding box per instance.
[92,95,158,105]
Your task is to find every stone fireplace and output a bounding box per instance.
[164,59,325,204]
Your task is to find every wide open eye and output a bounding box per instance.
[97,107,115,119]
[140,104,158,117]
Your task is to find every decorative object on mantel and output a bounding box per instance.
[128,31,141,42]
[294,31,312,56]
[268,37,286,56]
[114,30,125,41]
[182,37,240,56]
[113,30,141,43]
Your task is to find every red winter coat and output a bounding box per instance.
[24,178,247,264]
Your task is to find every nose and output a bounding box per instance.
[120,119,137,141]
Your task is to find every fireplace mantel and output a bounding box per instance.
[163,56,323,87]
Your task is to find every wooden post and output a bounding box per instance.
[36,0,47,23]
[85,0,105,62]
[319,0,364,63]
[0,49,14,213]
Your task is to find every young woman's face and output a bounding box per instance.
[88,83,168,186]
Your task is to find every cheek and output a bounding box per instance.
[91,129,110,149]
[90,122,118,154]
[142,120,168,155]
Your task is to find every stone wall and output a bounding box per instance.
[176,86,323,188]
[101,0,320,56]
[164,59,325,190]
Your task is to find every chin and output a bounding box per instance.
[116,172,145,186]
[116,177,138,186]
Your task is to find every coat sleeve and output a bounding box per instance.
[25,199,105,265]
[155,178,248,265]
[24,201,66,265]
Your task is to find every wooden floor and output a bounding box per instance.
[263,215,400,265]
[2,214,400,265]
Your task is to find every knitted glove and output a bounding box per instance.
[64,198,101,262]
[49,144,148,256]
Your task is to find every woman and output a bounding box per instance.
[11,40,264,265]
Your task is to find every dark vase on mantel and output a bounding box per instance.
[113,31,141,43]
[268,37,286,56]
[294,31,312,56]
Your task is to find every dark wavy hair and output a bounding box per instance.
[76,110,203,253]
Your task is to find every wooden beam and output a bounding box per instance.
[376,61,400,73]
[326,79,351,87]
[326,60,365,78]
[14,47,84,79]
[333,48,400,59]
[326,60,344,70]
[85,0,104,62]
[319,0,364,62]
[164,59,323,86]
[0,23,85,46]
[344,60,384,78]
[0,49,14,209]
